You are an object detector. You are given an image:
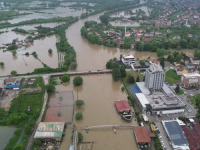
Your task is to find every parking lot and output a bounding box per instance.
[154,122,172,150]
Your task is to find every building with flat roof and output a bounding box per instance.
[129,82,185,115]
[135,93,150,114]
[34,122,65,142]
[121,54,136,66]
[162,120,189,150]
[145,63,165,90]
[181,73,200,88]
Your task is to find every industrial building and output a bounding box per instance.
[121,54,136,66]
[162,120,189,150]
[34,122,65,142]
[145,63,165,90]
[181,73,200,88]
[130,82,185,115]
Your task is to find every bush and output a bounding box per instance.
[48,48,53,54]
[75,100,85,108]
[61,74,70,82]
[78,132,83,142]
[75,112,83,120]
[73,76,83,86]
[45,84,55,93]
[25,52,29,56]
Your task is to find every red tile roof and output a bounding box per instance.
[181,124,200,150]
[4,78,17,83]
[115,100,130,113]
[134,126,151,143]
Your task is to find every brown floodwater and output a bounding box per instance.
[58,74,138,150]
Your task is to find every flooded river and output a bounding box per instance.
[58,74,138,150]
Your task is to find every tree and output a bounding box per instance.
[25,124,32,135]
[25,52,29,56]
[99,13,109,25]
[45,84,55,93]
[12,50,17,56]
[10,70,17,76]
[160,58,165,69]
[176,54,183,62]
[0,62,4,67]
[48,48,53,54]
[139,60,145,66]
[112,68,121,81]
[175,84,180,93]
[156,48,165,58]
[75,100,85,108]
[120,67,126,78]
[127,75,135,83]
[61,65,68,71]
[75,112,83,120]
[73,76,83,86]
[13,144,23,150]
[61,74,70,82]
[136,76,140,82]
[78,132,83,142]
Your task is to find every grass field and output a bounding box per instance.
[122,71,143,87]
[165,69,181,84]
[21,77,45,90]
[176,90,184,95]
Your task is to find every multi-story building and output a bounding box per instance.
[121,54,136,66]
[145,63,165,90]
[181,73,200,88]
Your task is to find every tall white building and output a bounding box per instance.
[145,63,165,90]
[121,54,136,66]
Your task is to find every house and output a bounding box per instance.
[0,88,3,100]
[131,44,135,49]
[188,34,193,37]
[119,41,124,45]
[181,73,200,88]
[144,36,151,42]
[87,28,90,31]
[88,32,93,35]
[4,78,17,85]
[176,65,188,75]
[155,32,161,36]
[167,29,170,33]
[34,31,38,35]
[121,54,136,66]
[135,36,141,41]
[173,35,181,40]
[28,106,30,112]
[125,31,131,37]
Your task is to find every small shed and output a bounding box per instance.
[28,106,31,112]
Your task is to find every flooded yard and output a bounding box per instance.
[59,74,138,150]
[0,126,16,150]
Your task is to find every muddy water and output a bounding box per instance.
[66,13,157,71]
[58,74,138,150]
[0,27,58,75]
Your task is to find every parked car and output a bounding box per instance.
[188,109,192,113]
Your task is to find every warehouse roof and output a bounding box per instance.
[34,122,65,139]
[4,78,17,83]
[115,100,130,113]
[135,93,149,108]
[163,121,188,147]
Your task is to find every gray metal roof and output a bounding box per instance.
[164,121,188,146]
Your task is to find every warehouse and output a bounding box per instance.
[162,120,189,150]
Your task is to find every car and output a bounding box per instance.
[159,136,162,139]
[188,109,192,113]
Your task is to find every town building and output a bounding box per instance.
[0,87,3,100]
[133,126,151,144]
[34,122,65,142]
[4,78,17,85]
[181,73,200,88]
[145,63,165,90]
[121,54,136,66]
[181,123,200,150]
[162,120,190,150]
[130,82,185,115]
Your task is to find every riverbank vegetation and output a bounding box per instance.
[0,77,45,150]
[73,76,83,86]
[0,10,32,21]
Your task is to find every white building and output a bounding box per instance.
[121,54,136,66]
[135,93,150,114]
[145,63,165,90]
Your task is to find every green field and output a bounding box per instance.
[122,71,143,87]
[165,69,181,84]
[176,89,184,95]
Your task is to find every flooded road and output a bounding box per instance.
[58,74,138,150]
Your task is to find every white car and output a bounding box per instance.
[188,109,192,113]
